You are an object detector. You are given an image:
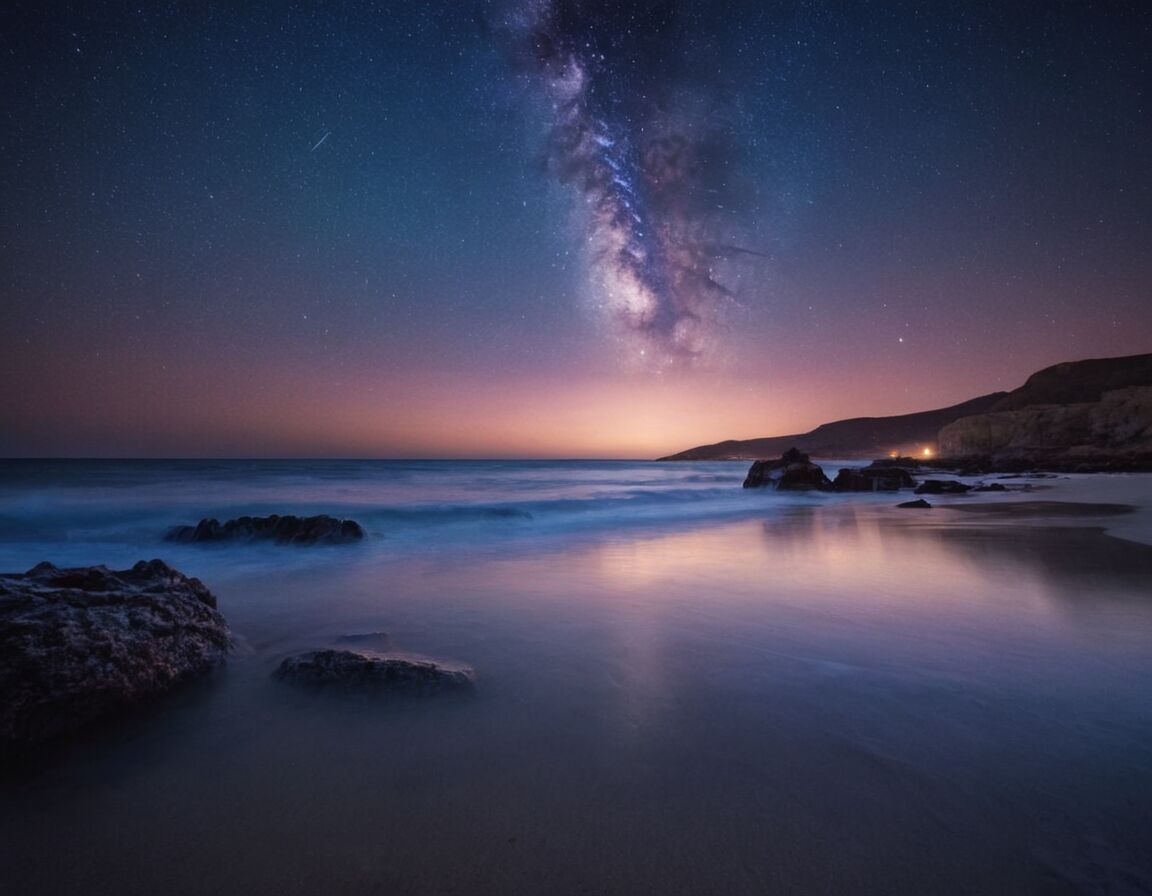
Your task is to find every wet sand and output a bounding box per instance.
[3,489,1152,895]
[944,499,1136,516]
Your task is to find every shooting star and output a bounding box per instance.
[310,131,331,153]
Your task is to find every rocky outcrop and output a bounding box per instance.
[333,631,391,647]
[914,479,973,495]
[938,386,1152,468]
[832,466,917,492]
[0,560,230,748]
[743,448,833,490]
[275,649,474,695]
[897,499,932,509]
[165,514,364,545]
[867,457,934,470]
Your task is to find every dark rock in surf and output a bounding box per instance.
[165,514,364,545]
[832,466,917,492]
[867,457,930,471]
[275,649,474,695]
[914,479,973,496]
[743,448,833,491]
[0,560,230,749]
[897,499,933,508]
[333,631,391,647]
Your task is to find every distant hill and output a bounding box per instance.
[658,393,1007,461]
[660,351,1152,462]
[987,352,1152,411]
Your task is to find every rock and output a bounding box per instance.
[868,457,929,470]
[831,469,869,492]
[0,560,230,749]
[274,649,474,695]
[897,499,932,508]
[743,448,833,491]
[832,466,917,492]
[938,385,1152,470]
[165,514,364,545]
[333,631,391,647]
[973,482,1007,492]
[776,464,833,491]
[914,479,973,495]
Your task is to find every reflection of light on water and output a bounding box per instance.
[567,504,1152,720]
[590,506,1050,614]
[599,597,669,736]
[568,507,1144,734]
[592,535,728,589]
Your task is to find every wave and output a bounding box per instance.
[0,459,853,573]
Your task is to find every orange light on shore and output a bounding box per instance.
[922,448,934,458]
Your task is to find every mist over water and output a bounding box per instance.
[3,459,1152,894]
[0,458,843,575]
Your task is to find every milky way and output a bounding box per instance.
[492,0,756,366]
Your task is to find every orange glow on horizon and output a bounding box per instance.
[6,340,989,459]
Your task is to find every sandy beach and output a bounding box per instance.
[2,460,1151,894]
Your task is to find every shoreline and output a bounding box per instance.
[3,462,1152,894]
[913,472,1152,548]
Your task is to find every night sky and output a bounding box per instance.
[1,0,1149,458]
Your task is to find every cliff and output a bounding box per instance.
[660,351,1152,466]
[934,353,1152,468]
[659,393,1006,461]
[938,386,1152,466]
[987,353,1152,411]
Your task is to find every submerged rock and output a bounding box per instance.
[165,514,364,545]
[897,499,933,509]
[275,649,474,695]
[0,560,230,749]
[743,448,833,491]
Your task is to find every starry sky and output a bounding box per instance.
[1,0,1149,458]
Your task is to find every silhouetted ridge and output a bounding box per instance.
[659,393,1005,461]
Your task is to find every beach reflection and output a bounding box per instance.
[593,502,1152,615]
[591,504,1052,614]
[580,503,1152,701]
[6,499,1152,896]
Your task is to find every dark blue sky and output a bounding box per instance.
[1,1,1149,456]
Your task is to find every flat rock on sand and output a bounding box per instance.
[0,560,230,748]
[275,649,474,695]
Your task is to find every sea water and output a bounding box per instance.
[0,458,890,583]
[2,459,1151,894]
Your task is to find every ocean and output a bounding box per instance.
[3,459,1152,894]
[0,458,872,573]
